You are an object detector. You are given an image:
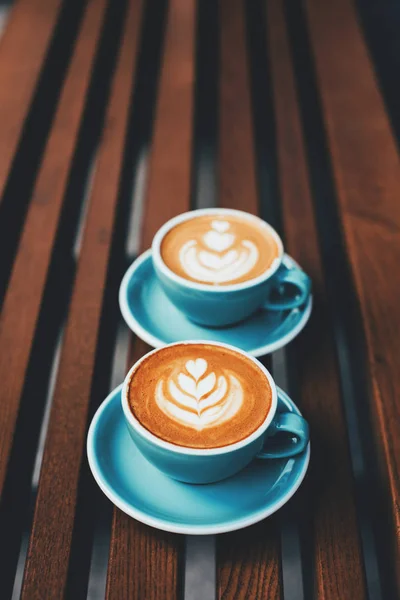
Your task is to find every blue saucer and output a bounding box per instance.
[87,385,310,535]
[119,250,312,357]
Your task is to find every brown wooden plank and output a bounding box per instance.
[0,0,106,501]
[218,520,281,600]
[107,336,180,600]
[106,1,196,598]
[139,0,196,251]
[20,1,143,597]
[0,0,63,203]
[306,0,400,591]
[217,1,282,598]
[267,0,367,597]
[218,0,258,216]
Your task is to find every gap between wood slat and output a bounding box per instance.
[271,351,305,600]
[305,8,400,591]
[217,1,282,599]
[268,1,369,597]
[86,1,169,595]
[10,325,64,600]
[86,322,131,600]
[0,8,109,593]
[73,149,99,258]
[301,0,400,596]
[0,0,63,203]
[0,2,11,39]
[244,2,307,596]
[20,0,142,597]
[246,2,306,598]
[0,0,107,499]
[282,0,386,596]
[85,24,169,580]
[0,0,88,309]
[106,1,195,598]
[126,147,149,260]
[355,0,400,150]
[184,536,216,600]
[182,2,219,598]
[122,0,173,263]
[272,0,373,597]
[191,0,218,210]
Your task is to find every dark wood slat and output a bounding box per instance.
[106,1,196,598]
[106,337,179,600]
[217,1,282,598]
[218,521,281,600]
[267,0,367,597]
[218,0,258,216]
[108,513,181,600]
[139,0,196,251]
[0,0,62,203]
[306,0,400,591]
[0,0,106,501]
[21,1,143,597]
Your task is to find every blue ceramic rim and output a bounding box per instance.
[87,384,310,535]
[152,208,283,292]
[121,340,278,456]
[118,249,313,358]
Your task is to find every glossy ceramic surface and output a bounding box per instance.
[151,208,310,326]
[87,385,310,535]
[119,250,313,357]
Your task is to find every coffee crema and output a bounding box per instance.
[127,344,271,449]
[160,214,280,286]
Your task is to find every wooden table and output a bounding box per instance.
[0,0,399,598]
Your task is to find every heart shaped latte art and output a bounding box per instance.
[198,249,239,270]
[203,230,235,253]
[211,219,230,233]
[155,359,243,430]
[179,239,259,284]
[185,358,207,380]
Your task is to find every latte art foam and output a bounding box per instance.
[128,344,271,449]
[160,214,280,286]
[156,358,243,430]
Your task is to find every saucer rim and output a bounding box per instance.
[87,384,310,535]
[119,249,313,358]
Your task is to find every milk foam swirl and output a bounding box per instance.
[155,358,243,430]
[178,220,259,284]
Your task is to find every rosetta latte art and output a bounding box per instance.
[155,358,243,430]
[178,219,259,284]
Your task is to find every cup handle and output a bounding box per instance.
[263,263,311,311]
[256,413,309,459]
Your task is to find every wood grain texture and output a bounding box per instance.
[217,1,282,598]
[267,1,367,597]
[0,0,106,501]
[106,1,195,598]
[140,0,195,250]
[106,338,180,600]
[20,1,143,597]
[107,487,180,600]
[0,0,62,203]
[219,0,258,215]
[218,520,282,600]
[306,0,400,590]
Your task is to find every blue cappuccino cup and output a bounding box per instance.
[121,341,309,484]
[152,209,311,327]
